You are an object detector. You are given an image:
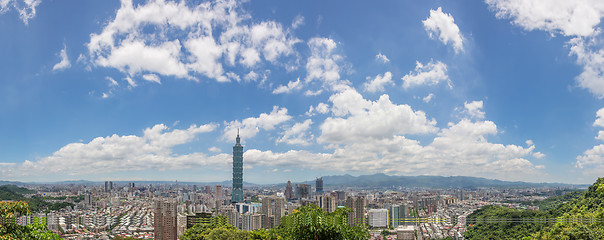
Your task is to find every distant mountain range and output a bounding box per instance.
[298,173,587,189]
[0,174,588,189]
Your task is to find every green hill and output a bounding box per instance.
[465,177,604,239]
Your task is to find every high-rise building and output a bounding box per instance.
[346,196,367,226]
[295,184,311,199]
[154,199,177,240]
[389,204,409,227]
[284,181,293,200]
[231,130,244,203]
[369,209,388,228]
[316,177,323,193]
[109,181,113,191]
[261,196,285,229]
[317,195,336,213]
[104,181,109,192]
[215,185,223,198]
[84,194,92,205]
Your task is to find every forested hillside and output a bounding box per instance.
[465,178,604,239]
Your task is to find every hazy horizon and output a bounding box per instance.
[1,0,604,185]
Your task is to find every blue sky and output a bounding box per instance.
[1,0,604,184]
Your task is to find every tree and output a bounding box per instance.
[274,204,370,240]
[0,201,61,240]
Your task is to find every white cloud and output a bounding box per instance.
[52,45,71,71]
[595,107,604,127]
[305,37,347,91]
[244,71,259,82]
[569,37,604,98]
[142,74,161,84]
[318,87,438,144]
[576,144,604,168]
[375,52,390,63]
[486,0,604,99]
[3,123,223,176]
[245,117,543,181]
[208,146,221,153]
[291,15,304,29]
[124,76,137,88]
[307,102,330,116]
[464,100,485,119]
[364,72,394,93]
[485,0,604,37]
[402,60,450,89]
[273,78,302,94]
[423,93,435,103]
[277,119,314,145]
[423,7,464,53]
[106,76,118,87]
[0,0,41,25]
[526,139,534,146]
[304,89,323,96]
[222,106,292,141]
[88,0,300,85]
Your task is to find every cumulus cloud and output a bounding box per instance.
[576,107,604,178]
[464,100,485,119]
[222,106,292,141]
[2,123,224,176]
[486,0,604,37]
[318,87,438,144]
[245,116,543,181]
[273,78,302,94]
[307,102,330,116]
[277,119,314,145]
[402,59,450,89]
[52,45,71,71]
[305,37,347,90]
[569,37,604,98]
[364,72,394,93]
[375,52,390,63]
[88,0,300,85]
[423,7,464,53]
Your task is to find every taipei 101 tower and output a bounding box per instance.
[231,130,244,203]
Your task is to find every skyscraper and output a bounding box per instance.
[154,199,177,240]
[231,130,244,203]
[284,181,293,200]
[316,177,323,193]
[261,196,285,229]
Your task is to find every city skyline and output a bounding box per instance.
[1,0,604,184]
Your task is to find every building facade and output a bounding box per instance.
[154,199,177,240]
[231,131,244,203]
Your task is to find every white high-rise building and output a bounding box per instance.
[369,209,388,228]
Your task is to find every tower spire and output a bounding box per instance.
[236,128,240,144]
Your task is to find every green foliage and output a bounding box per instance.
[0,201,62,240]
[180,205,369,240]
[273,204,369,240]
[464,205,552,240]
[465,177,604,240]
[534,177,604,239]
[0,187,75,213]
[180,215,238,240]
[380,229,392,236]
